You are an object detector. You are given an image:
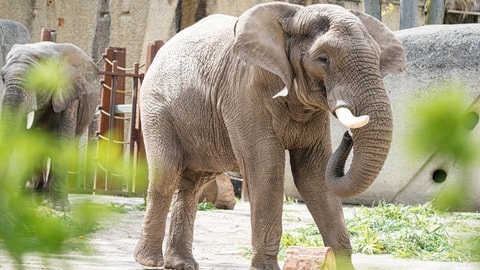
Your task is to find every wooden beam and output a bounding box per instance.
[425,0,446,24]
[363,0,382,20]
[400,0,418,29]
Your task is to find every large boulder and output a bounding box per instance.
[0,19,30,68]
[285,24,480,210]
[0,19,30,94]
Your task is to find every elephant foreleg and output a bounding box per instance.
[289,147,355,270]
[45,108,78,211]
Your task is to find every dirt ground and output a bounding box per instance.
[1,194,479,270]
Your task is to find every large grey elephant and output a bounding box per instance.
[0,41,99,210]
[135,3,405,270]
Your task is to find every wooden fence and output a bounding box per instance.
[41,28,164,196]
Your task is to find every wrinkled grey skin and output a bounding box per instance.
[0,42,99,211]
[0,19,31,96]
[135,3,405,270]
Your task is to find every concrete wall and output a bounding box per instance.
[0,1,425,70]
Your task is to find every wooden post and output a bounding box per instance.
[40,28,56,42]
[425,0,446,24]
[130,40,164,194]
[363,0,381,21]
[400,0,418,29]
[283,246,336,270]
[95,47,126,191]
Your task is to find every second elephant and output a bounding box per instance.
[0,41,99,210]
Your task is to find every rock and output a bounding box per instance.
[199,173,236,210]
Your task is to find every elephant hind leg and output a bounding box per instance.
[134,139,184,267]
[164,171,213,270]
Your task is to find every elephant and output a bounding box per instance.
[0,41,99,211]
[135,2,405,270]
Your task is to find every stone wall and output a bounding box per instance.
[0,1,425,69]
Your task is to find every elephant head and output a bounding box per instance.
[233,3,405,198]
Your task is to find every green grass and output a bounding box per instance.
[240,201,480,262]
[345,201,478,261]
[198,199,216,211]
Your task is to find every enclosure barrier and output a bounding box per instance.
[92,41,163,195]
[40,27,164,195]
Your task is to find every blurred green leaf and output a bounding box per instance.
[23,58,71,95]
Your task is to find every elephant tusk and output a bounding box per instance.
[26,111,35,129]
[335,107,369,129]
[272,87,288,99]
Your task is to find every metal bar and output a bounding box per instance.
[98,70,143,78]
[447,9,480,16]
[129,63,140,192]
[115,104,132,114]
[106,60,118,190]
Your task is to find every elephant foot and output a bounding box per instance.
[164,254,199,270]
[134,238,164,267]
[250,257,280,270]
[249,264,280,270]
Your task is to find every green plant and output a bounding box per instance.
[407,82,478,211]
[347,201,480,261]
[284,196,298,205]
[0,59,107,269]
[109,202,128,213]
[198,199,216,211]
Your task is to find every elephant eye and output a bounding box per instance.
[317,54,330,68]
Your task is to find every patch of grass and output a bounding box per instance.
[284,197,298,205]
[198,200,216,211]
[279,223,324,259]
[240,201,480,262]
[347,201,480,262]
[135,195,147,211]
[109,202,128,213]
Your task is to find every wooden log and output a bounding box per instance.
[283,246,336,270]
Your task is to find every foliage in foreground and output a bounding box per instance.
[406,82,479,211]
[0,59,109,269]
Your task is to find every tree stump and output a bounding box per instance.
[282,246,336,270]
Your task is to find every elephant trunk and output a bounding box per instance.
[325,85,393,198]
[0,79,32,134]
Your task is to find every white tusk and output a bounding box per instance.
[272,87,288,99]
[335,107,369,129]
[26,111,35,129]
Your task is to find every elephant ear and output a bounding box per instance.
[232,2,301,94]
[349,10,406,76]
[53,43,99,113]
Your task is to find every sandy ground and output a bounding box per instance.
[1,194,479,270]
